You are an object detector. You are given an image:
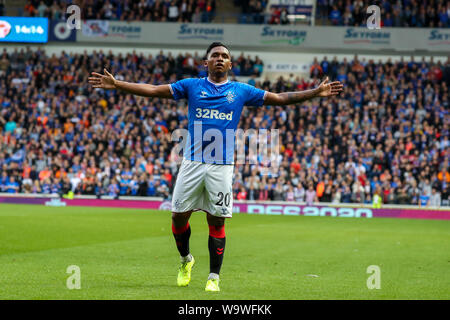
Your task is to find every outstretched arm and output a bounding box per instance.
[88,69,173,99]
[263,77,343,106]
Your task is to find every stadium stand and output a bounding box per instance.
[234,0,449,27]
[0,48,448,206]
[17,0,217,23]
[316,0,450,28]
[4,0,448,27]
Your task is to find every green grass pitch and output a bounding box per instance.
[0,203,449,300]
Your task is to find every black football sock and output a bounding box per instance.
[172,222,191,258]
[208,225,226,275]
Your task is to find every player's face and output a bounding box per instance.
[205,46,232,76]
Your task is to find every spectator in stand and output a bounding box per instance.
[279,8,289,24]
[5,176,20,193]
[268,6,281,24]
[429,187,441,207]
[294,182,305,202]
[305,183,318,205]
[441,185,450,206]
[383,12,394,26]
[321,184,333,202]
[253,57,264,77]
[251,0,265,24]
[286,185,295,201]
[310,58,324,80]
[236,187,247,200]
[329,5,342,25]
[316,0,328,22]
[341,185,352,203]
[272,183,285,201]
[168,1,180,22]
[258,184,269,201]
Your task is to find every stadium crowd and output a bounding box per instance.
[10,0,449,27]
[0,47,449,207]
[317,0,450,28]
[22,0,217,23]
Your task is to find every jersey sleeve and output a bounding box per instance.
[169,78,196,101]
[242,83,267,107]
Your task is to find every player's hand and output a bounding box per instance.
[88,68,116,90]
[316,77,343,97]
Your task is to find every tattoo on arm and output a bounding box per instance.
[279,88,319,105]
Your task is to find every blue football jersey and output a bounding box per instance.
[169,77,266,164]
